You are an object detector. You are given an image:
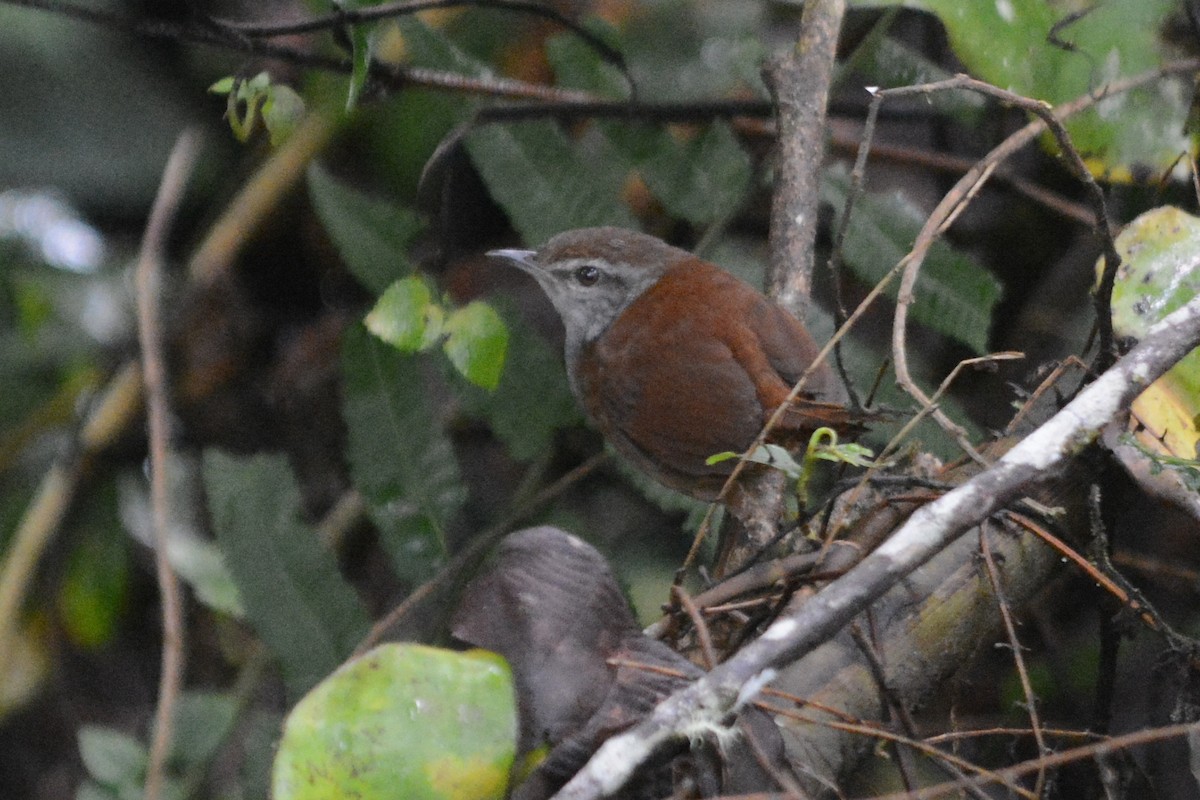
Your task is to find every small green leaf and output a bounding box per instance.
[455,309,581,461]
[705,450,740,466]
[204,451,371,698]
[365,277,437,352]
[443,301,509,390]
[170,691,239,770]
[78,726,146,788]
[262,85,305,145]
[272,644,516,800]
[307,163,422,293]
[344,23,372,111]
[208,76,235,95]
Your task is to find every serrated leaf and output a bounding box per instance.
[443,301,509,390]
[204,451,371,697]
[273,644,516,800]
[629,121,752,225]
[822,164,1000,353]
[78,726,146,787]
[307,163,422,294]
[365,277,438,352]
[396,16,491,76]
[465,121,637,245]
[342,325,466,582]
[455,309,581,461]
[847,24,985,126]
[545,20,628,97]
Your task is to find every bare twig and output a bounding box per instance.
[866,721,1200,800]
[136,130,203,800]
[979,525,1049,797]
[2,0,596,103]
[212,0,630,89]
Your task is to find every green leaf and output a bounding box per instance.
[204,451,371,697]
[365,277,439,352]
[854,0,1188,178]
[612,121,753,225]
[272,644,516,800]
[57,486,128,649]
[465,121,637,245]
[395,16,491,76]
[545,19,628,97]
[822,164,1000,353]
[342,325,466,582]
[262,84,305,145]
[307,163,422,293]
[844,20,985,126]
[78,726,146,788]
[1108,206,1200,461]
[443,301,509,390]
[455,310,581,461]
[208,76,235,95]
[169,691,240,770]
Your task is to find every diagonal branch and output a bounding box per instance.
[550,287,1200,800]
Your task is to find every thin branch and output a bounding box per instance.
[979,525,1049,797]
[1,0,595,103]
[212,0,630,90]
[136,130,203,800]
[866,721,1200,800]
[549,284,1200,800]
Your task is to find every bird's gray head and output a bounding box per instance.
[488,227,691,354]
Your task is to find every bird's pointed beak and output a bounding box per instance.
[487,248,538,273]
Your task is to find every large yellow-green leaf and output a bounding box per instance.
[273,644,516,800]
[1108,206,1200,462]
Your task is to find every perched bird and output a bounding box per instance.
[490,227,855,504]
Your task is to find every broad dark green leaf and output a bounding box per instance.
[204,451,371,697]
[844,18,985,126]
[465,121,637,245]
[607,121,752,226]
[822,165,1000,353]
[342,325,466,582]
[307,163,422,294]
[545,20,628,97]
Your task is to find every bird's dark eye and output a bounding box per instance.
[574,264,600,286]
